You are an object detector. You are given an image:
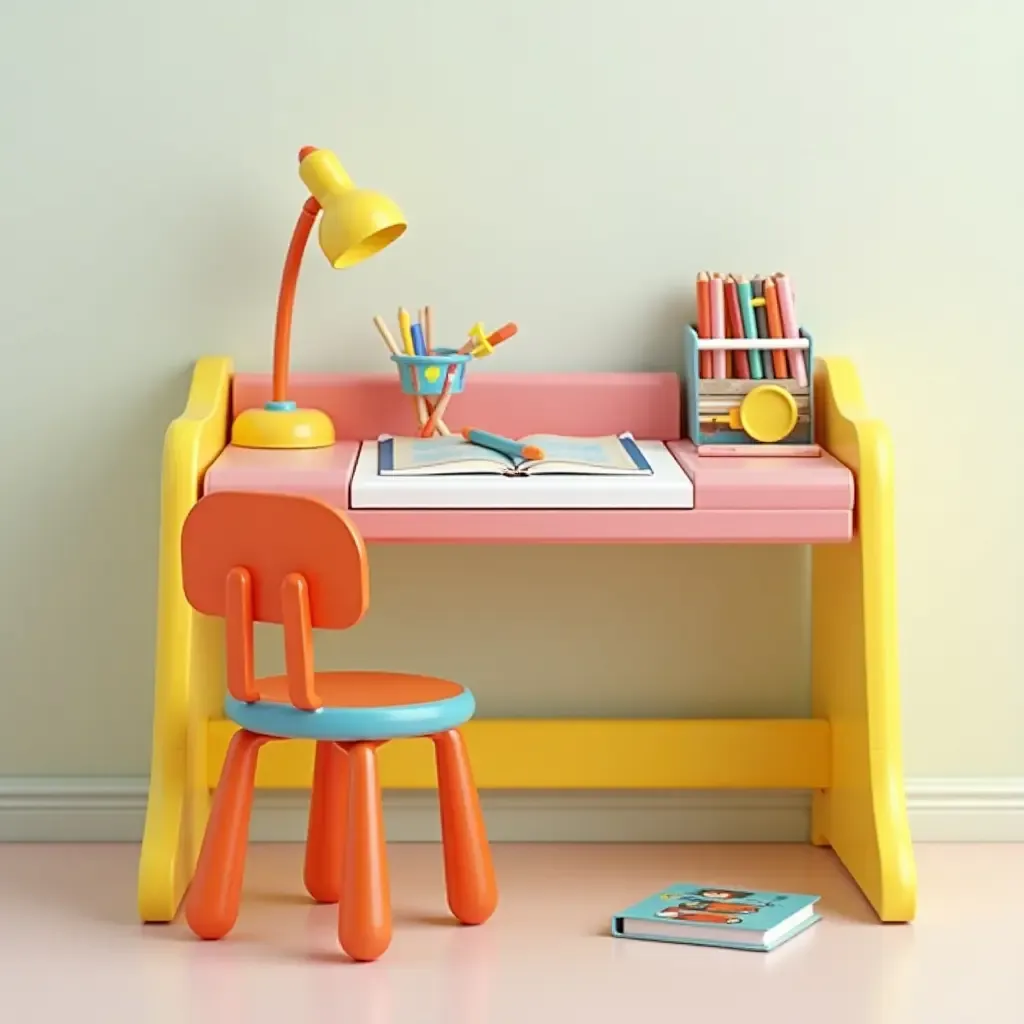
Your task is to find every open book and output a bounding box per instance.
[378,433,653,477]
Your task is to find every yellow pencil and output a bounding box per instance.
[396,308,427,426]
[398,308,414,355]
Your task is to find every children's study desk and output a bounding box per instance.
[139,357,916,926]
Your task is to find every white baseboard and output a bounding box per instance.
[0,777,1021,843]
[901,778,1024,841]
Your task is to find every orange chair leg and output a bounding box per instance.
[304,741,348,904]
[433,729,498,926]
[338,743,392,962]
[185,729,266,939]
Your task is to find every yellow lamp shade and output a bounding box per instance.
[298,147,406,268]
[319,190,407,268]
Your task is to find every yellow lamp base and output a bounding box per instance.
[231,404,336,449]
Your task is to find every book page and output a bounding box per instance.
[381,436,512,475]
[519,434,651,475]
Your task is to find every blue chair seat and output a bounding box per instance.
[225,671,476,742]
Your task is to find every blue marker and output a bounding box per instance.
[410,322,427,356]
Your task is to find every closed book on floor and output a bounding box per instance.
[611,883,821,952]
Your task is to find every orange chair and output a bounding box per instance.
[179,491,497,961]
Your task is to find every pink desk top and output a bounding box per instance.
[668,442,854,511]
[204,441,854,544]
[205,371,854,543]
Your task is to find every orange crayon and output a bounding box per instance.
[763,276,790,378]
[696,272,713,378]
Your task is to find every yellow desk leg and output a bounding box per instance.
[811,357,917,922]
[137,357,233,922]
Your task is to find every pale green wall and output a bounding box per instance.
[0,1,1020,782]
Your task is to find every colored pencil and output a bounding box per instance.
[723,303,733,376]
[763,277,790,378]
[724,276,750,379]
[736,276,764,379]
[774,273,808,386]
[696,272,713,378]
[414,395,428,427]
[709,274,726,378]
[751,277,773,378]
[420,365,457,436]
[422,396,452,435]
[420,307,448,434]
[718,274,734,376]
[424,305,434,355]
[372,315,401,355]
[397,307,428,426]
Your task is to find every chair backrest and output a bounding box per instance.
[181,491,369,709]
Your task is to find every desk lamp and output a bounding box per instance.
[231,146,407,449]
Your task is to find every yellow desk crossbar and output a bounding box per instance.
[206,718,831,791]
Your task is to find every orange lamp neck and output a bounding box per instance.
[272,195,322,404]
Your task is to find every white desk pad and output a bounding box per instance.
[350,441,695,510]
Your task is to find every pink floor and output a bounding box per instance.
[0,843,1019,1022]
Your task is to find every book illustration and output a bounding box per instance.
[658,888,769,905]
[377,433,654,477]
[692,889,753,900]
[655,888,773,925]
[658,909,744,924]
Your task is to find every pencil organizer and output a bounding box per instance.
[681,325,816,448]
[391,348,472,396]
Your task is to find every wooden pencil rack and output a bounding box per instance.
[682,325,817,452]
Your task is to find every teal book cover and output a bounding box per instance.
[611,883,821,952]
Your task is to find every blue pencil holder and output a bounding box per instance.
[390,348,471,396]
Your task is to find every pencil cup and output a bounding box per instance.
[681,325,817,452]
[391,349,471,396]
